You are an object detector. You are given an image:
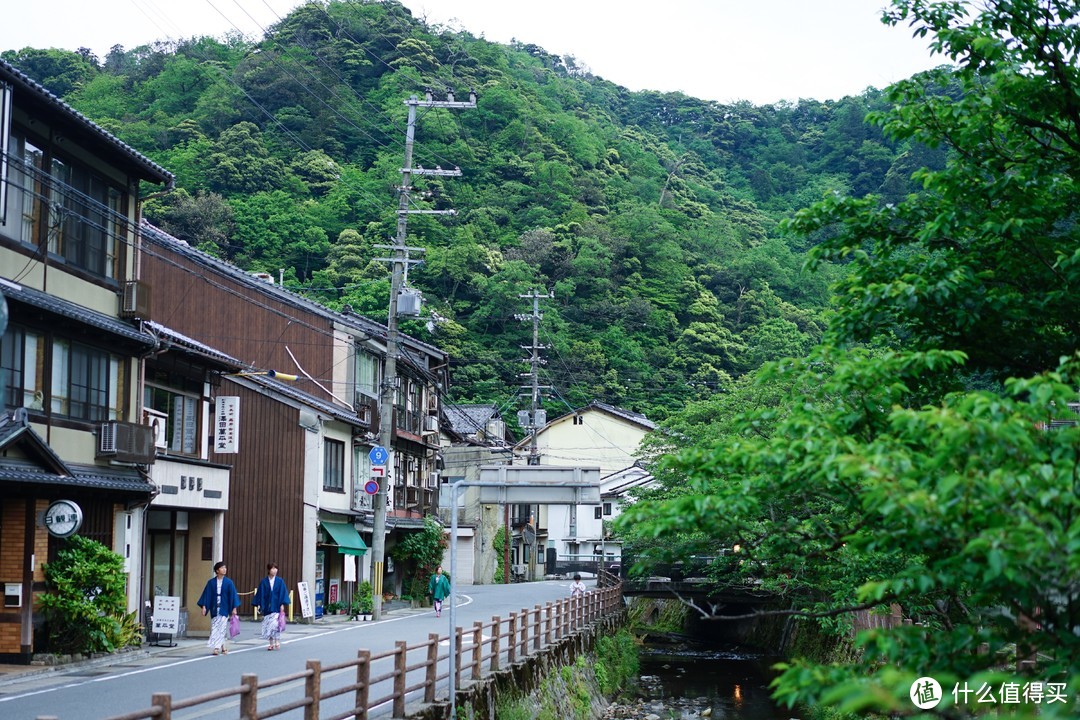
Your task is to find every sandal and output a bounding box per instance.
[213,650,220,656]
[221,647,228,654]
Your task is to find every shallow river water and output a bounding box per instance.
[606,643,793,720]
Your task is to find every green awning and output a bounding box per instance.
[322,521,368,556]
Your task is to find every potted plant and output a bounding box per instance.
[353,581,374,621]
[323,601,344,615]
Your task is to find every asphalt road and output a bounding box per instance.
[0,580,582,720]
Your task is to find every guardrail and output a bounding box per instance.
[36,583,623,720]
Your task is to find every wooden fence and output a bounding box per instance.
[37,583,623,720]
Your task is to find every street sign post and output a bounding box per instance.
[368,445,389,466]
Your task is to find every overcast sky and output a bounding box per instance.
[0,0,943,105]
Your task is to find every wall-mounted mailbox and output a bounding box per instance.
[4,583,22,608]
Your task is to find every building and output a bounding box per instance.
[515,401,655,572]
[0,58,173,661]
[138,223,447,616]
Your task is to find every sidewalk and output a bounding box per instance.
[0,602,419,688]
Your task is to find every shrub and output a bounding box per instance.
[38,535,139,654]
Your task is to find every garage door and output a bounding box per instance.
[443,534,475,585]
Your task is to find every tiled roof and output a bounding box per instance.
[587,401,656,430]
[0,459,154,495]
[444,403,498,437]
[146,321,244,369]
[0,58,173,185]
[231,373,370,428]
[0,279,156,347]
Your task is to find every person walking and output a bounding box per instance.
[569,573,586,598]
[253,562,290,651]
[428,565,451,618]
[197,561,240,655]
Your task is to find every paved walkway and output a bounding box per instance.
[0,602,419,688]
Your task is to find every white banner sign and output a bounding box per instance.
[214,396,240,454]
[152,596,181,635]
[297,581,313,618]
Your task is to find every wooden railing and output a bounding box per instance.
[38,583,623,720]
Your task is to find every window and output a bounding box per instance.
[573,414,584,425]
[323,439,345,492]
[0,131,43,245]
[603,502,612,516]
[145,375,201,455]
[1,324,44,411]
[355,350,379,398]
[48,156,123,279]
[594,506,602,520]
[51,338,122,421]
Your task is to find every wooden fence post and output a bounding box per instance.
[455,626,464,690]
[508,612,517,665]
[305,660,321,720]
[152,693,172,720]
[519,607,529,657]
[393,640,407,718]
[546,602,554,646]
[472,621,484,681]
[240,673,259,720]
[425,633,439,703]
[356,649,371,720]
[533,605,542,652]
[490,615,501,672]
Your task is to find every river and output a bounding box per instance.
[607,640,792,720]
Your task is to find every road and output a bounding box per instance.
[0,580,581,720]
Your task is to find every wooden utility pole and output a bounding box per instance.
[369,90,474,620]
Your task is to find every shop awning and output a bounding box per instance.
[322,521,368,556]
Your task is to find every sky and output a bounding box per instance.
[0,0,943,106]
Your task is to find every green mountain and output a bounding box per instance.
[1,0,932,421]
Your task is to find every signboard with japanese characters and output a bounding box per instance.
[214,396,240,454]
[151,596,181,635]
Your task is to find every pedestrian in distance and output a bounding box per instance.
[428,565,451,618]
[253,561,290,651]
[569,573,586,598]
[197,561,240,656]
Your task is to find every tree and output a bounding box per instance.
[619,1,1080,716]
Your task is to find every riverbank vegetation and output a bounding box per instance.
[618,1,1080,717]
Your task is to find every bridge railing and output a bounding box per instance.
[36,583,624,720]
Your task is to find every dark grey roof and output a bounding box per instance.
[140,222,446,362]
[0,459,154,495]
[1,279,156,348]
[0,411,69,474]
[147,321,244,370]
[231,373,370,428]
[444,403,499,437]
[0,58,173,185]
[585,401,656,430]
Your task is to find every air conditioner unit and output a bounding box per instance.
[120,280,151,319]
[427,472,439,488]
[143,408,168,450]
[397,290,422,317]
[426,395,438,414]
[423,415,439,433]
[512,564,527,575]
[98,421,156,464]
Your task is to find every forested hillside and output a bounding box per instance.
[2,0,931,420]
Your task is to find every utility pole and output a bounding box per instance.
[369,89,474,621]
[516,290,552,465]
[514,290,551,582]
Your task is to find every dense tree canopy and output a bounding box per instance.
[620,0,1080,716]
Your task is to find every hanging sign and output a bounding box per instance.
[214,396,240,454]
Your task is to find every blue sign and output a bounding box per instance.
[369,445,389,465]
[364,479,379,495]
